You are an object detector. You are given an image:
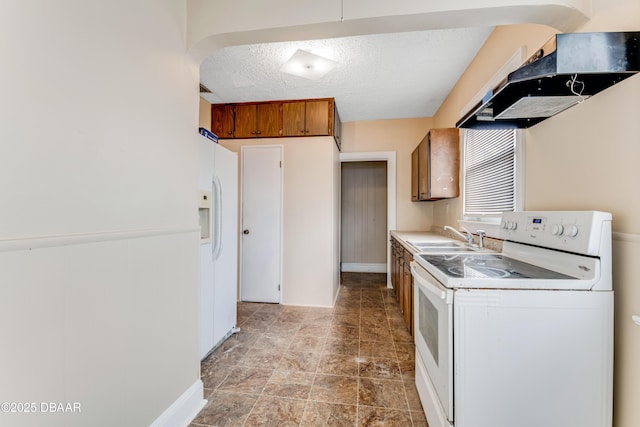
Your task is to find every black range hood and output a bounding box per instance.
[457,31,640,129]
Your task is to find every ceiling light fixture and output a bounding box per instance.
[280,49,337,80]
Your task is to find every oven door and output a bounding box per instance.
[411,261,454,426]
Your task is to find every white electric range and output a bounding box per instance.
[410,211,613,427]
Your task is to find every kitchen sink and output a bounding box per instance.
[417,246,482,253]
[408,240,490,253]
[409,241,461,248]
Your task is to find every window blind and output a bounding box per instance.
[464,129,517,215]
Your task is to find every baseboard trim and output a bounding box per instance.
[613,231,640,243]
[341,263,387,273]
[149,379,206,427]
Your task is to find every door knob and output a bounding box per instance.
[243,229,250,235]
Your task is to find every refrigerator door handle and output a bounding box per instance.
[212,175,223,260]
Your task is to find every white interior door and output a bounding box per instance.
[241,145,282,303]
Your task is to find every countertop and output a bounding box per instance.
[390,231,459,254]
[390,229,503,254]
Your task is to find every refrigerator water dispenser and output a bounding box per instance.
[198,190,212,243]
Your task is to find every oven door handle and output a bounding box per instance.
[411,262,450,302]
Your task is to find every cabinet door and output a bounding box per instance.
[282,102,306,136]
[396,250,404,311]
[390,239,397,290]
[417,134,430,201]
[256,103,281,137]
[333,103,342,150]
[211,104,235,138]
[429,128,460,198]
[305,100,330,136]
[234,104,257,138]
[402,252,413,335]
[411,147,419,201]
[416,128,460,200]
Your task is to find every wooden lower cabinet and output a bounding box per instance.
[390,236,414,339]
[390,239,397,290]
[402,250,414,336]
[395,242,403,309]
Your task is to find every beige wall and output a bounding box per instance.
[431,2,640,425]
[341,118,435,231]
[431,23,556,226]
[341,161,388,266]
[0,1,201,426]
[220,137,339,307]
[199,96,212,130]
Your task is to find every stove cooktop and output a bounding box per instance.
[416,254,577,280]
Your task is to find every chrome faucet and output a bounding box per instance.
[444,225,474,245]
[477,230,486,248]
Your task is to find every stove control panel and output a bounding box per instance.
[500,211,612,256]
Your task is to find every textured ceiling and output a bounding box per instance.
[200,27,494,122]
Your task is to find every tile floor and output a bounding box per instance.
[190,272,427,427]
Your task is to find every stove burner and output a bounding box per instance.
[448,266,510,278]
[418,253,576,280]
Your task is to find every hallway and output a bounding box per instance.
[190,273,427,426]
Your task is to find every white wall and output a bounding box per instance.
[220,137,339,307]
[0,1,202,426]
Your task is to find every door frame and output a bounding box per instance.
[239,144,284,303]
[339,151,397,288]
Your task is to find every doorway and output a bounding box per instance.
[240,145,283,303]
[341,161,388,273]
[340,151,396,287]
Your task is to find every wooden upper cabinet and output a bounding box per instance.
[211,104,235,138]
[211,98,337,140]
[333,103,342,151]
[282,99,331,137]
[414,128,460,201]
[305,100,330,136]
[234,103,281,138]
[256,103,280,137]
[234,104,257,138]
[411,147,419,201]
[282,102,306,136]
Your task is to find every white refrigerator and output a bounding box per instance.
[198,136,238,360]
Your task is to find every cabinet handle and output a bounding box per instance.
[250,131,256,134]
[300,130,305,134]
[227,131,233,135]
[256,130,261,134]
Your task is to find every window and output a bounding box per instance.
[463,129,523,221]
